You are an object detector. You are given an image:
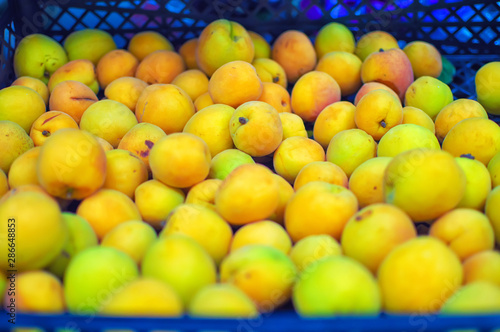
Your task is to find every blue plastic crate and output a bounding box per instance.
[1,0,500,94]
[3,311,500,332]
[1,1,500,331]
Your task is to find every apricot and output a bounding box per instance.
[185,179,222,211]
[258,82,291,113]
[189,284,258,318]
[485,186,500,244]
[316,51,362,96]
[117,122,167,171]
[6,271,65,313]
[196,19,254,76]
[11,76,49,105]
[488,151,500,188]
[0,121,34,174]
[355,30,400,61]
[47,59,99,94]
[294,161,348,191]
[289,235,342,272]
[82,135,110,151]
[442,117,500,165]
[208,61,263,108]
[13,34,66,84]
[377,123,440,157]
[249,31,271,59]
[194,91,214,111]
[326,129,377,178]
[0,85,46,133]
[64,246,139,314]
[0,191,67,271]
[7,146,40,189]
[208,149,255,180]
[220,245,297,312]
[49,80,98,124]
[361,48,413,100]
[127,31,174,61]
[179,38,198,69]
[104,76,148,112]
[435,99,488,141]
[76,189,142,240]
[183,104,235,157]
[0,170,8,197]
[272,30,316,84]
[230,220,292,254]
[342,203,417,274]
[403,41,442,78]
[378,237,463,313]
[103,149,148,199]
[142,235,216,306]
[149,133,211,188]
[268,174,295,225]
[315,22,355,58]
[285,182,358,242]
[293,256,381,316]
[215,164,279,226]
[404,76,453,119]
[355,89,403,140]
[161,204,233,264]
[80,99,138,148]
[313,101,356,149]
[172,69,209,101]
[475,61,500,115]
[13,34,65,84]
[135,50,185,84]
[384,149,466,222]
[274,136,326,183]
[229,101,283,157]
[0,184,52,204]
[99,278,183,317]
[63,29,116,65]
[101,220,157,265]
[402,106,435,133]
[291,71,341,122]
[37,128,106,200]
[279,112,307,140]
[354,82,400,106]
[96,49,139,89]
[463,251,500,287]
[348,157,392,208]
[135,83,195,134]
[46,212,98,278]
[30,110,79,146]
[252,58,287,88]
[134,180,185,230]
[378,236,463,313]
[430,209,494,261]
[440,282,500,313]
[455,156,492,210]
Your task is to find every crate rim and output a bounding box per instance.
[7,311,500,332]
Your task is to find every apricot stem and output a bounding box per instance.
[239,117,248,125]
[460,153,475,160]
[42,130,51,137]
[380,120,387,128]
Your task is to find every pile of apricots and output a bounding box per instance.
[1,18,500,324]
